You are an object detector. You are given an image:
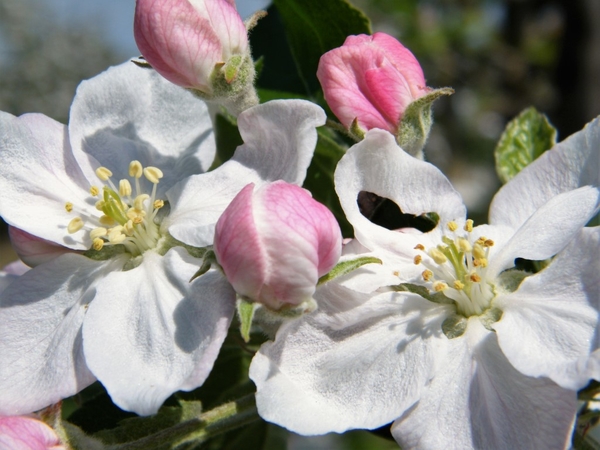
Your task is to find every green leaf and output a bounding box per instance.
[273,0,371,94]
[494,107,558,184]
[318,256,382,285]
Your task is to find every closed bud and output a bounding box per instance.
[134,0,258,115]
[214,181,342,311]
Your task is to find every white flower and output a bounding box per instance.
[250,120,600,449]
[0,60,326,416]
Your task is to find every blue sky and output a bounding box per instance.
[46,0,271,57]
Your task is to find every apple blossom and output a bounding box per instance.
[250,120,600,448]
[0,59,326,416]
[214,181,342,311]
[318,32,427,134]
[0,415,64,450]
[134,0,258,115]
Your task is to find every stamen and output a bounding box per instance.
[99,215,116,226]
[92,238,104,251]
[90,186,100,196]
[129,160,143,178]
[457,238,471,253]
[414,255,422,265]
[484,239,494,248]
[422,270,434,281]
[469,273,481,283]
[473,258,488,268]
[119,180,132,197]
[453,280,465,290]
[447,221,458,232]
[95,167,113,181]
[464,219,473,232]
[90,227,108,240]
[153,200,164,210]
[433,281,448,292]
[429,248,447,264]
[473,243,486,260]
[414,244,425,251]
[134,194,149,210]
[65,202,73,213]
[143,167,163,184]
[68,217,84,233]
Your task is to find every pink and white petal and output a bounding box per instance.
[0,253,118,415]
[204,0,249,58]
[9,227,73,267]
[494,227,600,390]
[488,186,600,275]
[166,100,325,247]
[82,248,235,416]
[335,129,465,254]
[0,112,95,249]
[250,291,446,434]
[69,61,216,195]
[393,321,577,450]
[491,117,600,229]
[0,415,64,450]
[2,260,29,276]
[364,63,414,124]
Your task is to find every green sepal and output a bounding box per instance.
[83,244,126,261]
[189,249,217,283]
[396,87,454,158]
[317,256,382,285]
[480,307,503,331]
[442,314,468,339]
[496,268,530,293]
[130,56,152,69]
[223,55,244,84]
[237,296,257,343]
[494,106,557,184]
[389,283,454,305]
[349,117,366,141]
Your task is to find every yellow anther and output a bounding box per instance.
[464,219,474,232]
[67,217,84,234]
[99,215,116,226]
[414,255,422,265]
[422,269,434,281]
[108,232,126,244]
[65,202,73,213]
[473,258,488,268]
[433,281,448,292]
[129,160,144,178]
[453,280,465,290]
[393,270,400,277]
[457,238,472,253]
[95,167,113,181]
[133,216,144,225]
[119,179,132,197]
[92,238,104,251]
[428,248,447,264]
[95,200,105,211]
[124,220,135,236]
[484,239,494,248]
[90,227,108,240]
[414,244,425,251]
[447,221,458,232]
[153,199,165,210]
[473,243,486,260]
[470,273,482,283]
[476,236,487,246]
[143,167,163,184]
[134,194,149,210]
[127,208,146,222]
[90,186,100,196]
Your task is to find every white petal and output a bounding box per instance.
[491,117,600,229]
[9,226,73,267]
[393,320,577,450]
[82,248,235,415]
[250,289,449,434]
[489,186,600,275]
[0,112,95,249]
[334,129,465,255]
[166,100,326,247]
[69,61,216,195]
[494,227,600,390]
[0,254,118,415]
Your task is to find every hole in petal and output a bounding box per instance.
[357,191,439,232]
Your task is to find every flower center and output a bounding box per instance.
[65,160,166,257]
[413,219,496,317]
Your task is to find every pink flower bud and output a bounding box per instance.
[134,0,250,94]
[214,181,342,311]
[317,32,428,134]
[0,415,64,450]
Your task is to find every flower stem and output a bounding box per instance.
[107,395,259,450]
